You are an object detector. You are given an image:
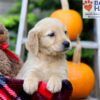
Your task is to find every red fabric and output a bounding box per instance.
[0,75,72,100]
[4,85,18,99]
[0,43,19,63]
[0,75,21,100]
[0,89,11,100]
[38,82,53,100]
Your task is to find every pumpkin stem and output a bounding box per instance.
[60,0,69,10]
[73,37,82,64]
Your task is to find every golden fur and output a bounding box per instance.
[16,18,71,94]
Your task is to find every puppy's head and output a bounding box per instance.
[26,18,71,55]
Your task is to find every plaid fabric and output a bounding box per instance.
[0,75,73,100]
[0,75,21,100]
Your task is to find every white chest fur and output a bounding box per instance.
[17,53,68,81]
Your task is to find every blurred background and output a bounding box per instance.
[0,0,97,99]
[0,0,94,65]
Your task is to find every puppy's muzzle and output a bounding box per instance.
[62,41,70,50]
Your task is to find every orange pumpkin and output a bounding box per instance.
[67,38,95,99]
[51,9,83,40]
[68,61,95,99]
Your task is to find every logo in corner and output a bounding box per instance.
[83,0,100,19]
[83,0,93,11]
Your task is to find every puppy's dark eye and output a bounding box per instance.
[64,31,67,34]
[48,32,55,37]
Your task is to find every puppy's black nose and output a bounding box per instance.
[63,41,70,48]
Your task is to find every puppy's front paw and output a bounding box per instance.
[47,77,62,93]
[23,78,39,95]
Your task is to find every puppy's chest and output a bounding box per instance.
[35,59,67,80]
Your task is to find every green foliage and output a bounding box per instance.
[0,15,19,31]
[8,0,21,14]
[27,13,38,29]
[0,13,38,32]
[29,0,60,11]
[67,48,94,67]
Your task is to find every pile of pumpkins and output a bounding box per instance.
[50,0,95,99]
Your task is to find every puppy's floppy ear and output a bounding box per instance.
[26,28,39,55]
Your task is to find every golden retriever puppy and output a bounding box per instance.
[16,18,71,95]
